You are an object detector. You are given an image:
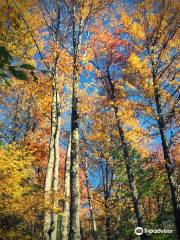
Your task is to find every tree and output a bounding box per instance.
[119,1,180,237]
[0,0,179,239]
[89,25,148,239]
[0,143,43,239]
[65,1,113,239]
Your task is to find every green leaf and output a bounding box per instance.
[0,46,13,66]
[0,141,4,148]
[0,72,8,79]
[9,66,27,80]
[20,64,36,70]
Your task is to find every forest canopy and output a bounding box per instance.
[0,0,179,240]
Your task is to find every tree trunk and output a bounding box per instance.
[114,106,148,240]
[106,69,147,240]
[69,61,80,239]
[69,2,81,239]
[51,82,61,240]
[61,134,71,240]
[43,81,58,240]
[43,64,61,239]
[105,202,111,240]
[84,160,98,239]
[153,77,180,239]
[105,159,111,240]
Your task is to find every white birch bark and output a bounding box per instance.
[61,134,71,240]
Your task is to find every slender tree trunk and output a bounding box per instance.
[105,159,111,240]
[105,201,111,240]
[114,107,148,240]
[153,77,180,239]
[84,160,98,239]
[106,69,147,240]
[43,59,61,239]
[43,80,58,240]
[51,82,61,240]
[61,134,71,240]
[69,61,80,239]
[101,158,111,240]
[69,2,81,239]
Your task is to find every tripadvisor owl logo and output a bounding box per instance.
[135,227,173,235]
[135,227,143,236]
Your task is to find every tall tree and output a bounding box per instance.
[68,1,113,238]
[43,53,61,240]
[119,0,180,237]
[90,27,148,239]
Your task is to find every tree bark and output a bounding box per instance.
[51,81,61,240]
[105,159,111,240]
[114,107,148,240]
[43,81,58,240]
[84,159,98,240]
[69,2,81,239]
[61,134,71,240]
[69,61,80,239]
[43,58,61,240]
[153,77,180,239]
[106,69,148,240]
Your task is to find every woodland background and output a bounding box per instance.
[0,0,179,240]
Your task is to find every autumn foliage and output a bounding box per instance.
[0,0,179,240]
